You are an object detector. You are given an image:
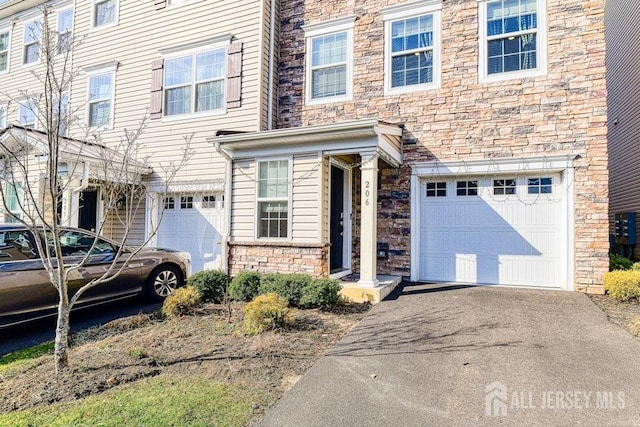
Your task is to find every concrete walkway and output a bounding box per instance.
[259,282,640,426]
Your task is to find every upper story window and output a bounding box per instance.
[304,17,354,104]
[18,101,37,128]
[93,0,118,28]
[87,65,116,128]
[54,93,69,136]
[164,47,226,116]
[57,9,73,54]
[257,160,290,239]
[23,21,41,65]
[0,31,9,73]
[382,2,442,94]
[479,0,546,82]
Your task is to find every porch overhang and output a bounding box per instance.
[209,119,404,168]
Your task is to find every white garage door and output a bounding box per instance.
[419,175,566,289]
[157,193,224,273]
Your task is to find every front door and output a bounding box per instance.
[330,166,345,273]
[78,188,98,231]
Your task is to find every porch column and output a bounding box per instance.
[358,153,379,288]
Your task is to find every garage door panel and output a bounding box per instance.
[419,174,565,289]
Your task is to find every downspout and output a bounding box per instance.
[266,0,276,130]
[214,141,233,275]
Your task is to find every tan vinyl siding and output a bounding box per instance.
[606,0,640,254]
[230,159,256,241]
[68,0,266,187]
[291,153,322,242]
[103,196,146,246]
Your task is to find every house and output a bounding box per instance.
[0,0,608,298]
[605,1,640,259]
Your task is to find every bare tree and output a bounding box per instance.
[0,7,192,374]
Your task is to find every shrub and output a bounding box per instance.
[603,270,640,301]
[162,286,202,318]
[188,270,229,302]
[229,271,261,301]
[243,293,291,335]
[259,273,311,306]
[299,278,342,309]
[610,253,633,271]
[632,262,640,271]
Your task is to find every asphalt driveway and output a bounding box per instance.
[259,282,640,426]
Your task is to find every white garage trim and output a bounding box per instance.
[410,155,576,290]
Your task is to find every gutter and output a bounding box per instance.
[213,141,233,276]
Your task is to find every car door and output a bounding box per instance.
[56,230,142,303]
[0,229,56,328]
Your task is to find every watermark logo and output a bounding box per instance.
[484,382,626,417]
[485,381,509,416]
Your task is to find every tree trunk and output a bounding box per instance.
[54,301,70,375]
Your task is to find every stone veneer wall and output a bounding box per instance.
[278,0,608,291]
[228,242,329,277]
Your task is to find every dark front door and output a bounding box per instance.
[78,188,98,231]
[330,166,345,273]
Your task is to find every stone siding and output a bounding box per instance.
[228,242,329,277]
[278,0,608,291]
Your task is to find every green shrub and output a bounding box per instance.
[243,293,291,335]
[259,273,311,306]
[610,253,633,271]
[229,271,262,301]
[632,262,640,271]
[188,269,229,302]
[603,270,640,301]
[161,286,202,318]
[299,278,342,309]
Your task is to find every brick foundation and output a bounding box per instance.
[228,242,329,277]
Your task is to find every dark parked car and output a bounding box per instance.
[0,224,190,329]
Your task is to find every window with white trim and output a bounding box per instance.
[257,160,289,239]
[164,197,175,209]
[479,0,546,81]
[57,9,73,54]
[87,70,114,127]
[164,47,226,116]
[493,179,516,195]
[93,0,117,28]
[18,101,37,128]
[527,177,552,194]
[426,181,446,197]
[382,2,441,94]
[180,196,193,209]
[23,21,41,65]
[5,182,23,222]
[456,180,478,196]
[202,195,216,209]
[54,93,69,136]
[304,17,354,103]
[0,30,9,72]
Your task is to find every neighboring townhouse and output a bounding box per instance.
[0,0,278,273]
[605,0,640,259]
[1,0,609,296]
[213,0,608,295]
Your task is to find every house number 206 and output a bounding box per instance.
[365,181,370,206]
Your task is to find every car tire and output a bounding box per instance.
[147,265,181,302]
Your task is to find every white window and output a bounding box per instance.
[164,47,226,116]
[202,195,216,209]
[87,69,115,128]
[23,21,41,65]
[426,181,446,197]
[257,160,290,239]
[456,180,478,196]
[57,9,73,54]
[304,17,354,104]
[0,104,6,128]
[18,101,37,128]
[0,30,9,73]
[493,179,516,195]
[527,177,552,194]
[92,0,118,28]
[180,196,193,209]
[54,93,69,136]
[5,182,23,222]
[382,2,441,94]
[479,0,547,82]
[164,197,175,209]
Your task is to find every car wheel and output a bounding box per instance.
[147,265,181,302]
